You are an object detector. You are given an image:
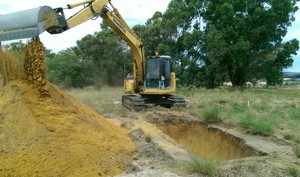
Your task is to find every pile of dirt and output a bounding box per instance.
[0,39,135,176]
[0,46,25,86]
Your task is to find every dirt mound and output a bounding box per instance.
[0,46,25,86]
[0,80,135,176]
[0,39,135,176]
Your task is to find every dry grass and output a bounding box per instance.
[66,85,300,142]
[66,86,128,115]
[178,86,300,141]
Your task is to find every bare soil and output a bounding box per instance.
[105,107,300,177]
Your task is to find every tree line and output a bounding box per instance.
[4,0,300,88]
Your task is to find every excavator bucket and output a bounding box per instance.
[0,6,67,41]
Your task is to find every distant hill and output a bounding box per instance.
[284,72,300,77]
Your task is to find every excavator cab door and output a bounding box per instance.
[145,56,172,89]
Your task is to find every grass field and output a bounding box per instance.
[66,85,300,144]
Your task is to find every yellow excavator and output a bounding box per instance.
[0,0,186,111]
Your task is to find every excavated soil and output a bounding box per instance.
[24,37,49,95]
[0,46,25,86]
[0,39,135,176]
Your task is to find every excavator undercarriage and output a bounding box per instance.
[122,94,186,111]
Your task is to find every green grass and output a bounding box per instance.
[252,102,268,111]
[294,147,300,158]
[284,134,295,141]
[239,114,274,136]
[187,156,217,175]
[288,110,300,120]
[201,107,222,123]
[230,102,247,113]
[287,167,299,177]
[145,135,152,143]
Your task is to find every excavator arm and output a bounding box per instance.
[0,0,145,92]
[0,0,186,111]
[64,0,146,93]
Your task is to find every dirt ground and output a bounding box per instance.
[104,107,300,177]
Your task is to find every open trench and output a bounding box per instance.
[156,121,259,160]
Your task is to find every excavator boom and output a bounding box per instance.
[0,0,186,111]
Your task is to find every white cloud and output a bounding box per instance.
[0,0,171,52]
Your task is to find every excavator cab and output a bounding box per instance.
[145,56,172,89]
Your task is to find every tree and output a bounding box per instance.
[263,39,299,86]
[201,0,299,87]
[46,49,95,88]
[73,29,132,86]
[5,41,26,51]
[132,12,165,57]
[160,0,204,85]
[45,49,56,61]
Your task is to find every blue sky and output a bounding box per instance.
[283,2,300,72]
[0,1,299,72]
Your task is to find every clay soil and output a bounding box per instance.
[0,80,135,176]
[0,39,135,177]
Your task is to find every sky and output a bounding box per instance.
[0,0,300,72]
[0,0,171,51]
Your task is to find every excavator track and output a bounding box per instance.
[122,94,186,111]
[122,95,145,112]
[167,95,187,108]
